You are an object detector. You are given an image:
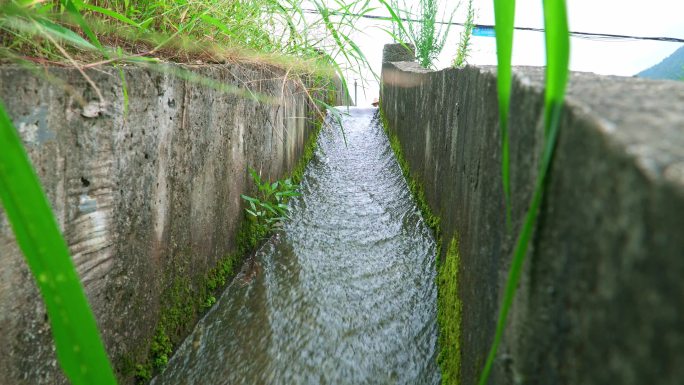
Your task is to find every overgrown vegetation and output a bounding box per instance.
[0,0,379,111]
[1,0,370,66]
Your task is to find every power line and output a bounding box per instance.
[299,8,684,44]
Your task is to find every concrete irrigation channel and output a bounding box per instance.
[151,108,441,384]
[1,45,683,384]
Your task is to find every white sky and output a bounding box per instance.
[336,0,684,105]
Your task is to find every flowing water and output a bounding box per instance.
[152,107,440,385]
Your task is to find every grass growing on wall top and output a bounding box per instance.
[0,0,376,87]
[388,0,456,68]
[452,0,475,68]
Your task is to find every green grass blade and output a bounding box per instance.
[80,3,140,28]
[199,14,233,36]
[63,0,104,51]
[117,66,129,117]
[377,0,410,41]
[31,17,97,50]
[478,1,569,384]
[543,0,570,133]
[0,100,117,385]
[492,0,515,229]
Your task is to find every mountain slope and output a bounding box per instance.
[637,45,684,80]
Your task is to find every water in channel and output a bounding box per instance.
[152,107,440,385]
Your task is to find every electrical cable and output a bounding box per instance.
[298,8,684,44]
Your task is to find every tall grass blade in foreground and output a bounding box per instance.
[492,0,514,228]
[0,100,118,385]
[478,0,569,384]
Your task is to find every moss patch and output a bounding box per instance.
[437,236,462,384]
[129,218,266,383]
[290,116,323,184]
[379,108,461,385]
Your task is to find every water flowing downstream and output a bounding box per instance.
[152,107,440,385]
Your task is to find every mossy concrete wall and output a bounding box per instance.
[0,64,340,384]
[381,59,684,384]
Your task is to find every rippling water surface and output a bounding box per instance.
[152,107,440,385]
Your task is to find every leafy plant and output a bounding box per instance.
[477,0,570,384]
[391,0,457,68]
[241,168,300,234]
[437,237,462,384]
[0,99,117,384]
[452,0,474,68]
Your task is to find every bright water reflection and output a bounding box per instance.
[152,107,440,385]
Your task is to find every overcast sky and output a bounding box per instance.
[338,0,684,105]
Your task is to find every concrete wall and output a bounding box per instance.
[381,60,684,384]
[0,64,339,384]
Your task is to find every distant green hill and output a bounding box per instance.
[637,45,684,80]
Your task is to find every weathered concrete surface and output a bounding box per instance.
[0,63,340,384]
[381,60,684,384]
[382,43,416,63]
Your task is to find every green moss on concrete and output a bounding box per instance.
[437,236,462,384]
[290,117,323,184]
[380,108,461,385]
[130,108,326,384]
[130,209,269,383]
[379,109,441,248]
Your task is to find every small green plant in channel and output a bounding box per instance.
[241,168,300,234]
